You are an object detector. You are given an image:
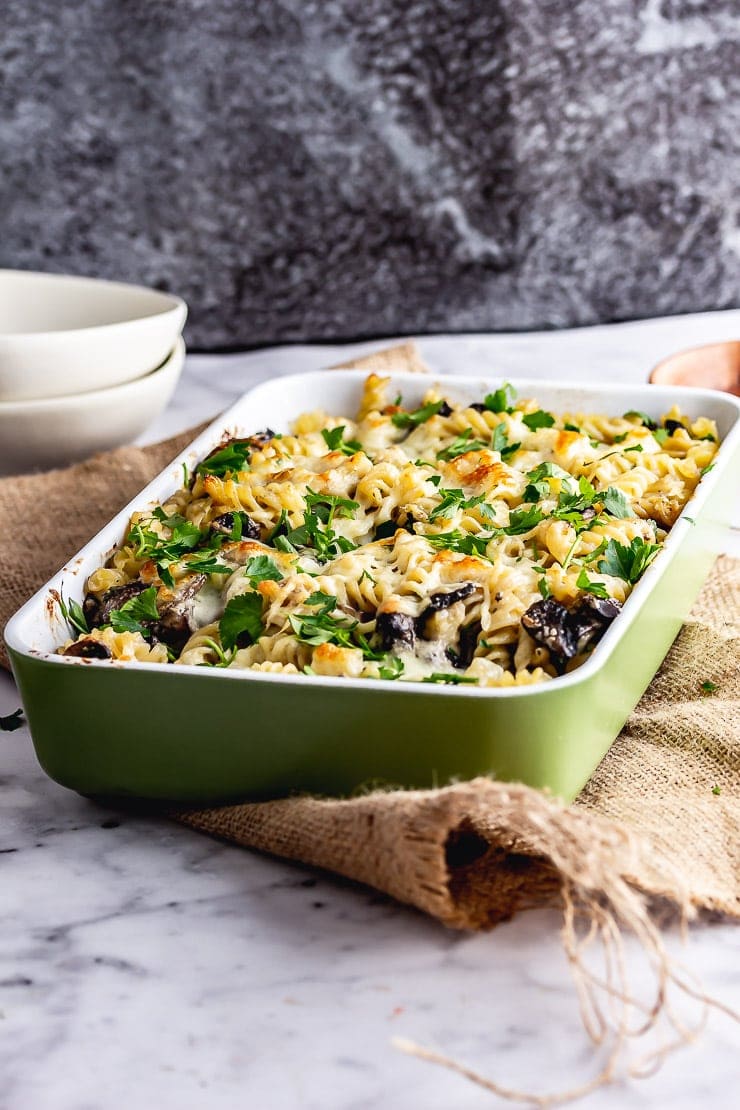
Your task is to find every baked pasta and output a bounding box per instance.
[58,375,719,687]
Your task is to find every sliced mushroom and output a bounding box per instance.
[375,509,417,541]
[211,511,261,540]
[425,583,479,612]
[247,428,276,448]
[375,611,416,652]
[151,574,208,649]
[89,582,149,629]
[63,639,112,660]
[663,419,685,436]
[417,584,481,642]
[521,599,577,667]
[522,594,621,669]
[447,620,482,669]
[580,594,621,623]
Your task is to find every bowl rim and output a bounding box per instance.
[0,336,185,413]
[0,268,186,340]
[5,368,739,700]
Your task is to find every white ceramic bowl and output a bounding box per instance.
[0,337,185,475]
[0,269,187,401]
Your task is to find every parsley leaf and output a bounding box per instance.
[483,382,517,413]
[58,595,89,636]
[700,681,718,695]
[503,506,544,535]
[392,400,445,429]
[598,537,661,583]
[108,587,160,635]
[0,708,24,732]
[522,478,550,503]
[624,444,643,453]
[653,428,669,445]
[288,593,358,647]
[425,530,491,558]
[378,655,405,680]
[429,488,491,522]
[219,593,264,651]
[490,422,521,459]
[576,568,610,599]
[184,552,233,576]
[196,441,251,477]
[244,555,283,585]
[613,432,629,444]
[711,784,722,796]
[522,409,555,431]
[623,410,657,430]
[321,426,363,456]
[601,487,632,519]
[526,462,570,482]
[436,428,489,461]
[422,672,479,685]
[304,488,359,524]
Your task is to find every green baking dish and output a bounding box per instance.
[6,371,740,804]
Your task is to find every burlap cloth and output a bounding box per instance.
[1,343,738,936]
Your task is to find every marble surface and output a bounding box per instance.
[2,1,739,347]
[2,314,740,1109]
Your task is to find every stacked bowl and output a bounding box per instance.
[0,270,187,475]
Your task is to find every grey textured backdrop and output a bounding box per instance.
[1,0,739,348]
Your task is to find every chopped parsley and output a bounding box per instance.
[196,440,251,477]
[613,432,629,444]
[624,444,643,454]
[526,462,570,485]
[537,577,551,599]
[321,426,363,456]
[378,656,405,681]
[0,708,24,732]
[183,551,233,576]
[305,489,359,524]
[522,477,550,503]
[244,555,283,585]
[429,488,495,523]
[601,487,632,519]
[288,592,358,647]
[700,463,715,477]
[436,429,489,461]
[219,593,265,651]
[700,681,718,695]
[576,568,610,599]
[653,428,669,446]
[711,784,722,796]
[598,536,660,583]
[483,382,517,413]
[502,505,544,535]
[422,673,479,685]
[58,595,89,636]
[623,410,657,430]
[425,530,490,558]
[108,587,160,635]
[126,517,223,586]
[490,422,521,460]
[522,409,555,431]
[275,489,359,562]
[392,400,445,429]
[564,422,581,434]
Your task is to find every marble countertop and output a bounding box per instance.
[2,313,739,1110]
